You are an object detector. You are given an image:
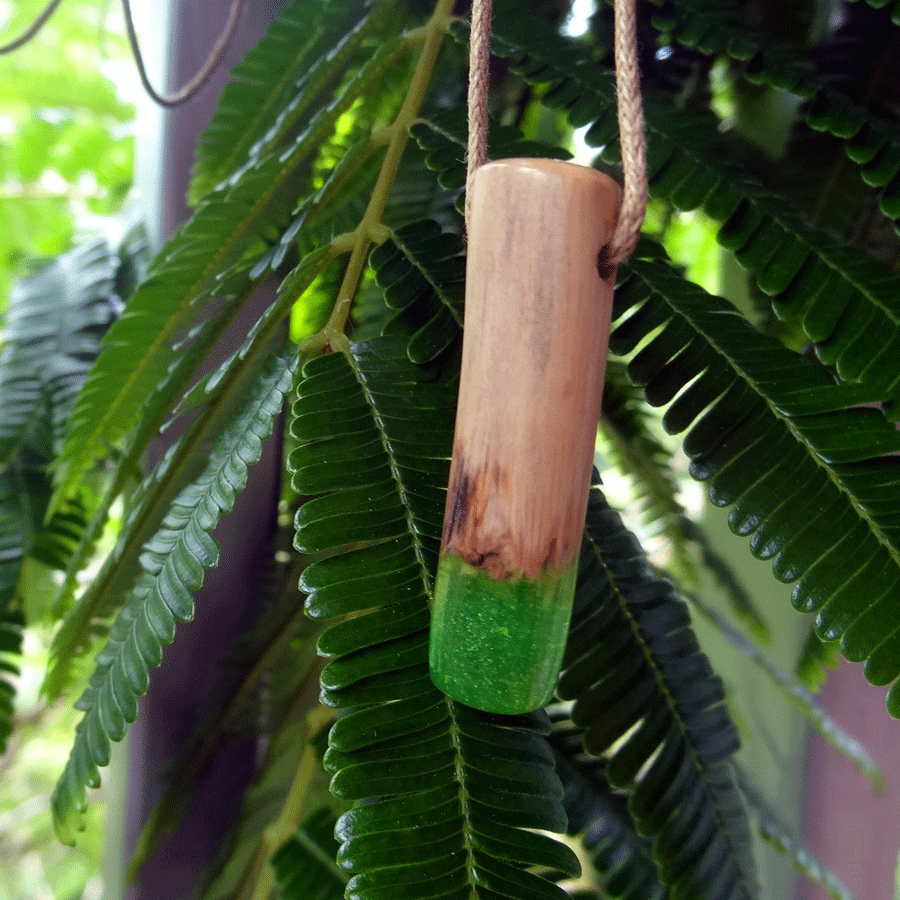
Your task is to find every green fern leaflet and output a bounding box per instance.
[52,348,298,844]
[290,337,582,900]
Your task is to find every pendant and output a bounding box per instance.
[430,158,619,714]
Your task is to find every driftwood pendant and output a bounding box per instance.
[430,158,619,714]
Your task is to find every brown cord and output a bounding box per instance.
[121,0,245,108]
[465,0,492,232]
[0,0,66,54]
[608,0,647,263]
[466,0,647,261]
[1,0,243,107]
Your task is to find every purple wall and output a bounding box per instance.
[798,662,900,900]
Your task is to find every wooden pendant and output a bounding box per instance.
[430,158,620,714]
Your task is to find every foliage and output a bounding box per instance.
[559,485,756,899]
[51,346,298,845]
[0,227,146,754]
[272,807,347,900]
[0,0,134,306]
[1,0,899,898]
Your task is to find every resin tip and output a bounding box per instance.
[429,551,577,714]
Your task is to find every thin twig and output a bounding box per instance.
[121,0,245,108]
[0,0,66,54]
[324,0,455,339]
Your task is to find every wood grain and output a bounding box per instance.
[442,158,620,580]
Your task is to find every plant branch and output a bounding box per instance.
[248,705,332,900]
[325,0,455,341]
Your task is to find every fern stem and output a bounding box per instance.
[686,588,885,792]
[448,708,478,897]
[586,529,752,888]
[327,0,455,339]
[249,706,332,900]
[231,661,325,899]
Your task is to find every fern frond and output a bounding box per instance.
[52,33,413,507]
[0,230,139,742]
[189,0,397,203]
[600,362,686,539]
[554,728,670,900]
[30,494,89,573]
[369,219,464,363]
[600,362,769,639]
[197,701,332,899]
[382,137,463,232]
[44,274,265,627]
[0,605,24,753]
[51,348,298,845]
[0,474,26,616]
[656,0,900,233]
[612,248,900,714]
[0,236,120,466]
[0,462,52,674]
[128,549,319,875]
[51,215,267,511]
[263,135,387,283]
[46,242,333,656]
[559,484,758,900]
[369,107,568,356]
[43,248,333,699]
[478,5,900,410]
[758,825,857,900]
[290,337,581,900]
[794,625,841,692]
[410,103,572,200]
[0,455,91,612]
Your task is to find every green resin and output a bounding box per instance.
[429,551,579,714]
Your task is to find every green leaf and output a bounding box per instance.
[654,0,900,231]
[738,769,860,900]
[479,4,900,409]
[198,713,330,899]
[687,592,885,792]
[43,247,333,699]
[189,0,398,203]
[369,219,464,363]
[0,227,141,739]
[0,235,122,466]
[410,103,571,197]
[611,250,900,715]
[290,337,581,900]
[0,607,24,754]
[794,626,841,692]
[600,361,769,641]
[273,808,347,900]
[129,549,319,876]
[51,31,412,508]
[51,347,297,845]
[558,485,758,900]
[554,734,670,900]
